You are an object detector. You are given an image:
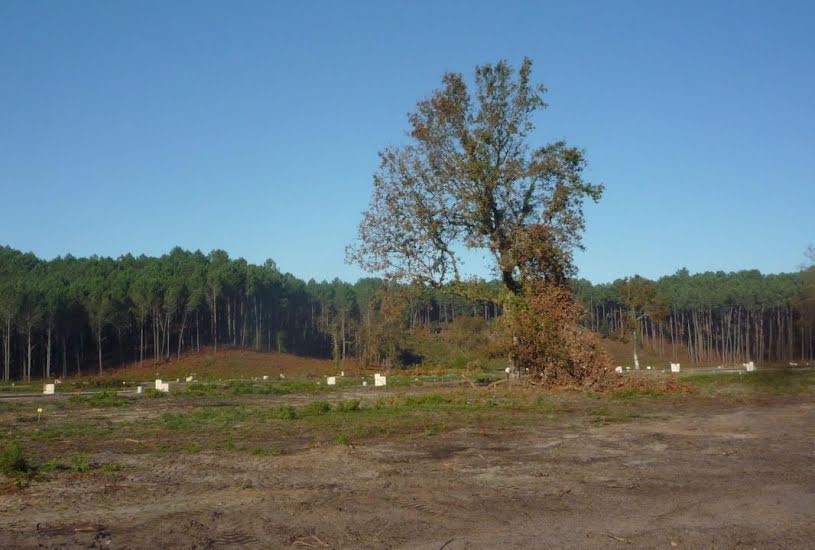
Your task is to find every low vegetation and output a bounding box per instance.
[5,368,811,481]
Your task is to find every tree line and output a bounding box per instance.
[574,268,815,365]
[2,243,811,381]
[0,245,504,381]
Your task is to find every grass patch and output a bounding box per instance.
[69,390,128,408]
[162,406,254,430]
[0,441,29,476]
[304,400,331,416]
[335,399,361,412]
[0,384,39,394]
[611,388,663,400]
[250,446,283,456]
[69,454,91,473]
[685,369,815,395]
[404,394,452,406]
[29,422,110,441]
[183,379,328,397]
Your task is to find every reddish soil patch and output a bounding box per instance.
[70,349,367,384]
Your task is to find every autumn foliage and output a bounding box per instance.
[502,279,613,389]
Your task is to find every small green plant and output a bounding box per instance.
[249,446,283,456]
[590,406,611,417]
[336,399,361,412]
[336,433,351,446]
[0,442,29,476]
[100,463,123,474]
[38,459,62,474]
[304,400,331,416]
[69,454,91,473]
[143,388,167,398]
[421,425,442,437]
[272,405,298,420]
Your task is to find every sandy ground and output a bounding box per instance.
[1,396,814,549]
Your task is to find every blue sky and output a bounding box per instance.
[1,0,813,284]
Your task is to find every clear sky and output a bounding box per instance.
[1,0,813,284]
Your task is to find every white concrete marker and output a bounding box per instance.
[374,374,387,387]
[136,386,143,394]
[327,376,336,386]
[646,366,652,370]
[670,363,681,373]
[155,379,163,390]
[341,371,345,377]
[614,366,623,373]
[362,380,368,387]
[745,361,756,372]
[43,383,55,395]
[263,375,268,380]
[159,382,170,392]
[186,376,193,382]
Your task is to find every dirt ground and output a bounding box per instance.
[1,387,814,550]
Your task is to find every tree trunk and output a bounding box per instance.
[177,312,187,359]
[97,328,103,374]
[27,324,32,382]
[46,325,52,379]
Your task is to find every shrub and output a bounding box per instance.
[272,405,298,420]
[336,399,361,412]
[0,442,29,476]
[304,400,331,416]
[70,454,91,473]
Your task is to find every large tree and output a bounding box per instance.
[348,58,603,293]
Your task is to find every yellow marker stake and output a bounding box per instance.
[37,407,43,422]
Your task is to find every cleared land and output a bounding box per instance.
[1,353,814,549]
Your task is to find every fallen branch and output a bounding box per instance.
[605,533,630,544]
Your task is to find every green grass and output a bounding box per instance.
[152,391,532,451]
[611,388,664,400]
[685,369,815,395]
[0,383,39,394]
[69,454,91,473]
[30,422,109,441]
[182,379,333,397]
[250,446,284,456]
[335,399,361,412]
[0,441,29,476]
[69,390,128,408]
[303,400,332,416]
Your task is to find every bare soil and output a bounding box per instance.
[2,389,814,549]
